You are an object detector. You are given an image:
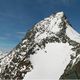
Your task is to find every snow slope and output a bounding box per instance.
[66,23,80,43]
[23,43,74,80]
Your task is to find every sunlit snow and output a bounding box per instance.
[66,23,80,43]
[23,42,74,80]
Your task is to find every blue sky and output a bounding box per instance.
[0,0,80,51]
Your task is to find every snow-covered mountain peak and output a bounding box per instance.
[55,11,64,18]
[0,12,80,80]
[34,11,80,43]
[34,12,67,43]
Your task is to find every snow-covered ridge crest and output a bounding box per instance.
[66,23,80,43]
[34,11,80,43]
[34,11,66,43]
[0,11,80,80]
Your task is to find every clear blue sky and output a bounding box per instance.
[0,0,80,51]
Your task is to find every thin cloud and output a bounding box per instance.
[16,32,26,35]
[0,36,7,40]
[5,33,12,37]
[0,33,13,40]
[0,12,16,19]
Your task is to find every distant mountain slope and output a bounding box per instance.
[0,50,7,59]
[0,12,80,80]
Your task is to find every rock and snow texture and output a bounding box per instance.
[0,51,4,59]
[0,12,80,80]
[0,51,7,59]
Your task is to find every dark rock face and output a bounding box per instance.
[0,12,80,80]
[60,43,80,79]
[60,61,80,79]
